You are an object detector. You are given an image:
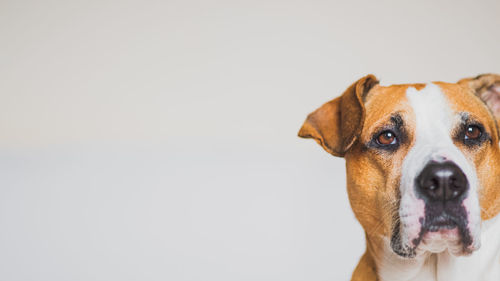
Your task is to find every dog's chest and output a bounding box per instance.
[437,217,500,281]
[380,217,500,281]
[410,250,500,281]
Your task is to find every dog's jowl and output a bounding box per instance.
[299,74,500,281]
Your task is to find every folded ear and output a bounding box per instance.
[298,74,379,157]
[458,74,500,124]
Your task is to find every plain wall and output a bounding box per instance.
[1,0,499,280]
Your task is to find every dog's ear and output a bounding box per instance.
[298,74,379,157]
[458,74,500,124]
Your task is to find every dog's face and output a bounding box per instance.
[299,74,500,258]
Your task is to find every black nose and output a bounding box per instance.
[416,161,468,202]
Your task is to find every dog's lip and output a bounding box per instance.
[427,223,458,233]
[425,213,459,232]
[410,212,465,249]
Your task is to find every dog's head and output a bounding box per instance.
[299,74,500,258]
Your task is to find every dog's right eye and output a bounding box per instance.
[376,130,398,146]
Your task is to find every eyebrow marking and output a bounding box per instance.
[391,113,404,129]
[459,112,470,124]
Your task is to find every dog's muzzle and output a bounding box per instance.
[413,161,472,246]
[392,160,478,258]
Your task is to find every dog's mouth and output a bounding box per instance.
[415,211,470,243]
[391,210,474,258]
[425,213,460,232]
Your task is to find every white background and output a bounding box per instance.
[1,0,500,280]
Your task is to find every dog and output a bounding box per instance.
[298,74,500,281]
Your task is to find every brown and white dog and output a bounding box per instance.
[298,74,500,281]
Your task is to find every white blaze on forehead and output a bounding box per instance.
[406,83,454,149]
[404,83,476,181]
[398,83,481,254]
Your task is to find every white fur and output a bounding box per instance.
[377,83,497,281]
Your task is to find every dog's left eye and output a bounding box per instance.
[376,130,398,146]
[465,125,482,140]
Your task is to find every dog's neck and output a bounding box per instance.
[369,216,500,281]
